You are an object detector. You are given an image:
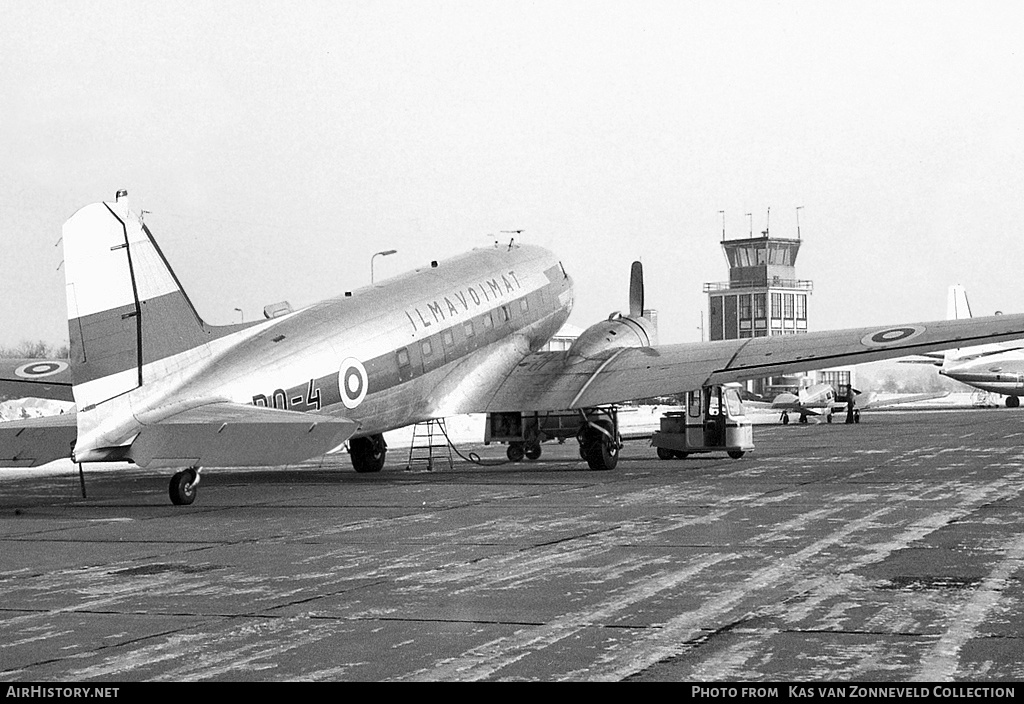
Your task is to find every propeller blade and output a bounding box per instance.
[629,261,644,318]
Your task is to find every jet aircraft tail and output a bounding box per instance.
[63,195,231,410]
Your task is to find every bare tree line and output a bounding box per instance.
[0,340,70,359]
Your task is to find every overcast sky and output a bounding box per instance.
[2,0,1022,350]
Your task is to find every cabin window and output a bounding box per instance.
[442,329,454,347]
[483,311,493,329]
[422,339,432,356]
[464,320,475,337]
[520,298,529,313]
[397,347,410,366]
[500,305,511,323]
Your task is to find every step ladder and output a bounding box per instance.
[406,418,454,472]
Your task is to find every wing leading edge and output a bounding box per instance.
[482,313,1024,411]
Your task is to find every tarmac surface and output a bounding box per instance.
[1,407,1023,682]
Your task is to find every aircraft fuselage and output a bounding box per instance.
[118,244,574,448]
[940,356,1024,397]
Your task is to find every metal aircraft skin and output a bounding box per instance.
[916,285,1024,407]
[6,197,1024,504]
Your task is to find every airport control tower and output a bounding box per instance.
[703,212,814,397]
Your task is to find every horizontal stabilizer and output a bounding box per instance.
[129,403,358,469]
[0,358,74,402]
[0,412,78,467]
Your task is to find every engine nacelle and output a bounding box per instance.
[567,312,655,360]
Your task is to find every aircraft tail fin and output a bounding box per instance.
[946,284,973,321]
[942,285,973,367]
[63,196,216,409]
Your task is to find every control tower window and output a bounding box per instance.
[795,294,807,320]
[753,293,766,319]
[737,292,753,321]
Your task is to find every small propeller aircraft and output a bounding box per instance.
[4,194,1024,505]
[764,381,947,424]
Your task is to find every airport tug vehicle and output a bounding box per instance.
[651,384,753,460]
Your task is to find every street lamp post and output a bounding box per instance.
[371,249,397,284]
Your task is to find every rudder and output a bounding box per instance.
[63,196,211,409]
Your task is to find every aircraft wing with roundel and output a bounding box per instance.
[0,358,74,402]
[480,314,1024,411]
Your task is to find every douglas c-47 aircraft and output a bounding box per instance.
[6,195,1024,505]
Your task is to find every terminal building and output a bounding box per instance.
[703,216,853,398]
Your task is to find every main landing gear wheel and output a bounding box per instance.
[350,434,387,473]
[579,421,619,471]
[169,467,199,506]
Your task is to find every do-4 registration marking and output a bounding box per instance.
[253,378,322,412]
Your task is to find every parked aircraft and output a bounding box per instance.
[759,381,946,424]
[909,285,1024,407]
[5,195,1024,505]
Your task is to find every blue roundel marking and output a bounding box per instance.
[338,357,368,409]
[860,325,925,347]
[14,361,69,378]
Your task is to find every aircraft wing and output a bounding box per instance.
[481,314,1024,411]
[128,402,358,469]
[0,358,74,402]
[0,411,77,467]
[843,391,950,411]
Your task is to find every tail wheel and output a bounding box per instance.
[350,434,387,473]
[169,468,199,506]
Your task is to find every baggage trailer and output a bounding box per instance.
[651,385,753,459]
[485,406,621,469]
